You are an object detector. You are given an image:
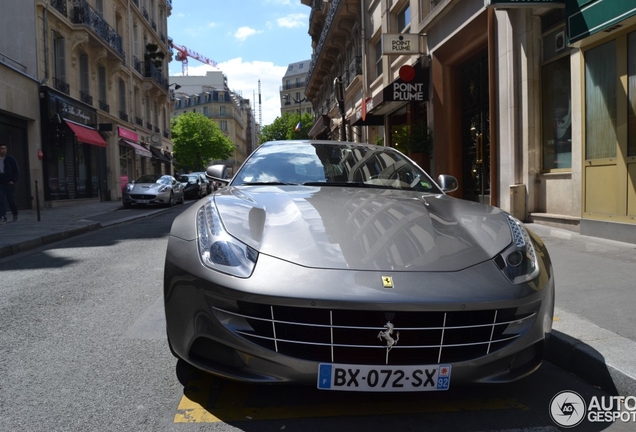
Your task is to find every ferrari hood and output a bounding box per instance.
[214,186,512,272]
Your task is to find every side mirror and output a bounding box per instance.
[437,174,458,193]
[206,164,230,186]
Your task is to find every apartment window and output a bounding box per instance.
[154,101,159,128]
[96,0,104,15]
[98,66,107,102]
[118,79,126,114]
[374,38,383,79]
[541,56,571,169]
[220,121,228,131]
[219,93,225,102]
[146,96,151,124]
[585,40,617,160]
[220,106,226,116]
[203,106,209,116]
[53,33,66,82]
[79,52,89,94]
[398,5,411,32]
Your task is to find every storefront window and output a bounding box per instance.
[585,40,617,160]
[542,56,571,169]
[628,32,636,157]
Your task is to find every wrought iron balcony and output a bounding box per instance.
[144,62,169,89]
[143,7,149,21]
[99,100,109,112]
[53,77,70,95]
[119,111,128,122]
[306,0,339,86]
[51,0,67,16]
[71,0,124,58]
[133,0,139,7]
[136,117,143,126]
[80,90,93,105]
[146,122,153,130]
[133,56,142,74]
[346,55,362,86]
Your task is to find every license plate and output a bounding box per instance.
[137,199,150,203]
[317,363,451,392]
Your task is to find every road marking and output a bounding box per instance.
[173,376,529,423]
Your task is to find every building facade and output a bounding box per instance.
[280,60,313,117]
[0,0,175,208]
[170,71,257,174]
[301,0,636,244]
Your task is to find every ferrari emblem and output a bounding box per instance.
[382,276,393,288]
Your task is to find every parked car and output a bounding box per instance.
[191,172,212,195]
[179,173,207,199]
[122,174,184,208]
[164,140,554,391]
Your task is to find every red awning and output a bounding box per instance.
[120,139,152,158]
[64,120,107,147]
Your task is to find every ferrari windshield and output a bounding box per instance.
[232,142,440,193]
[135,174,172,185]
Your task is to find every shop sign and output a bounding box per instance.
[118,127,139,142]
[382,65,428,102]
[381,34,421,55]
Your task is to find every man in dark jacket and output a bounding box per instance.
[0,144,20,224]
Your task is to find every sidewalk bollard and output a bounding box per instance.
[35,180,41,222]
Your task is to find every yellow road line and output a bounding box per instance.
[174,380,528,423]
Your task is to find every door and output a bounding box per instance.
[460,53,490,204]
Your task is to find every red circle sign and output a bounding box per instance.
[399,65,416,82]
[37,150,44,160]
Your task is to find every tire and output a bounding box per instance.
[168,192,174,207]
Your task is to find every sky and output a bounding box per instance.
[167,0,314,126]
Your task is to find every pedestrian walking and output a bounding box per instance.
[0,143,20,224]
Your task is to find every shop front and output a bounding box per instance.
[39,87,107,202]
[117,126,151,195]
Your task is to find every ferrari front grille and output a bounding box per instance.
[212,303,538,365]
[130,194,156,199]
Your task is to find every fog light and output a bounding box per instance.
[507,251,523,267]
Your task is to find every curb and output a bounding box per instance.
[0,222,102,259]
[547,307,636,396]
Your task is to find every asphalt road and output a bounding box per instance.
[0,206,631,432]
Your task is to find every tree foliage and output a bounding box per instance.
[260,112,314,143]
[171,112,235,172]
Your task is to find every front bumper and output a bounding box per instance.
[164,235,555,387]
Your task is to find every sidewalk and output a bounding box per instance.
[0,201,634,396]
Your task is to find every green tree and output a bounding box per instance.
[260,112,314,143]
[171,112,235,172]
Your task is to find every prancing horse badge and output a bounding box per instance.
[382,276,393,288]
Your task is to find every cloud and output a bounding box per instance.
[181,58,287,126]
[276,13,307,29]
[233,26,260,42]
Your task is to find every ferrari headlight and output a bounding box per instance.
[158,185,168,192]
[124,184,134,192]
[197,201,258,278]
[496,215,540,284]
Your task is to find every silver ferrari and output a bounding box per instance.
[122,174,185,208]
[164,140,554,392]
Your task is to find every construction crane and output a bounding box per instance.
[170,41,218,76]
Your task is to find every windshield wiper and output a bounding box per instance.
[302,181,384,188]
[240,181,300,186]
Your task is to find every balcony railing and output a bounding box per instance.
[307,0,340,86]
[99,100,109,112]
[51,0,67,16]
[163,130,170,138]
[346,55,362,86]
[119,111,128,122]
[133,56,142,74]
[146,122,153,130]
[80,90,93,105]
[135,117,143,126]
[133,0,139,7]
[54,77,70,95]
[152,20,157,31]
[280,81,306,91]
[144,61,169,89]
[71,0,124,58]
[143,7,149,21]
